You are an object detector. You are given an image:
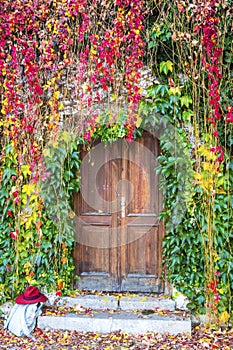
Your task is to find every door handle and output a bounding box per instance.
[121,197,126,218]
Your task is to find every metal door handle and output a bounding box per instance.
[121,197,126,218]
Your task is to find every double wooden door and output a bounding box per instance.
[73,132,165,293]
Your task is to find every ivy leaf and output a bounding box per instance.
[43,148,51,158]
[169,87,181,95]
[21,165,31,178]
[135,116,142,128]
[180,95,192,108]
[159,60,173,75]
[219,311,230,324]
[182,109,194,121]
[60,131,72,143]
[2,168,16,185]
[22,183,36,196]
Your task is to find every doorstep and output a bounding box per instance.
[38,294,191,335]
[38,309,191,335]
[58,294,176,311]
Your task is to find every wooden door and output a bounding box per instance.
[73,132,165,293]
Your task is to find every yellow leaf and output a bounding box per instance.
[21,164,31,178]
[198,145,216,160]
[169,87,181,95]
[110,94,117,101]
[90,48,97,55]
[60,131,72,143]
[111,334,120,340]
[30,194,38,202]
[219,311,230,324]
[24,261,32,268]
[30,279,37,285]
[217,189,226,194]
[53,91,60,99]
[136,116,142,128]
[25,219,33,230]
[217,288,224,294]
[22,183,36,196]
[43,148,51,157]
[95,115,101,123]
[202,162,212,171]
[200,337,211,343]
[139,296,148,302]
[21,196,27,205]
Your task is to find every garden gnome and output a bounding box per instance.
[4,285,47,340]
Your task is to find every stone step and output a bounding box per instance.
[0,294,192,335]
[57,294,176,311]
[38,295,191,335]
[38,309,191,335]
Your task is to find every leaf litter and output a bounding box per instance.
[0,320,233,349]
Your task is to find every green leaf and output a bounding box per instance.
[21,165,31,178]
[159,60,173,75]
[2,168,16,185]
[180,95,192,108]
[59,131,72,143]
[182,109,194,121]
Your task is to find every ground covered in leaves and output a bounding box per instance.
[0,320,232,349]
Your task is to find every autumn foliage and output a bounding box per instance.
[0,0,232,324]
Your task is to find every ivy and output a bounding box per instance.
[141,64,233,321]
[0,132,81,302]
[0,0,232,326]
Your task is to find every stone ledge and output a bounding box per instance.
[38,311,191,335]
[58,295,176,312]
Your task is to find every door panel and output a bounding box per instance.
[73,141,119,291]
[119,133,163,292]
[73,132,164,292]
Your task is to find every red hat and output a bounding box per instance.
[15,286,48,304]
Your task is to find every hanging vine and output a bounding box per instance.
[0,0,232,326]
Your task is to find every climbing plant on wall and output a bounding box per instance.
[0,0,146,300]
[144,0,233,324]
[0,0,232,326]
